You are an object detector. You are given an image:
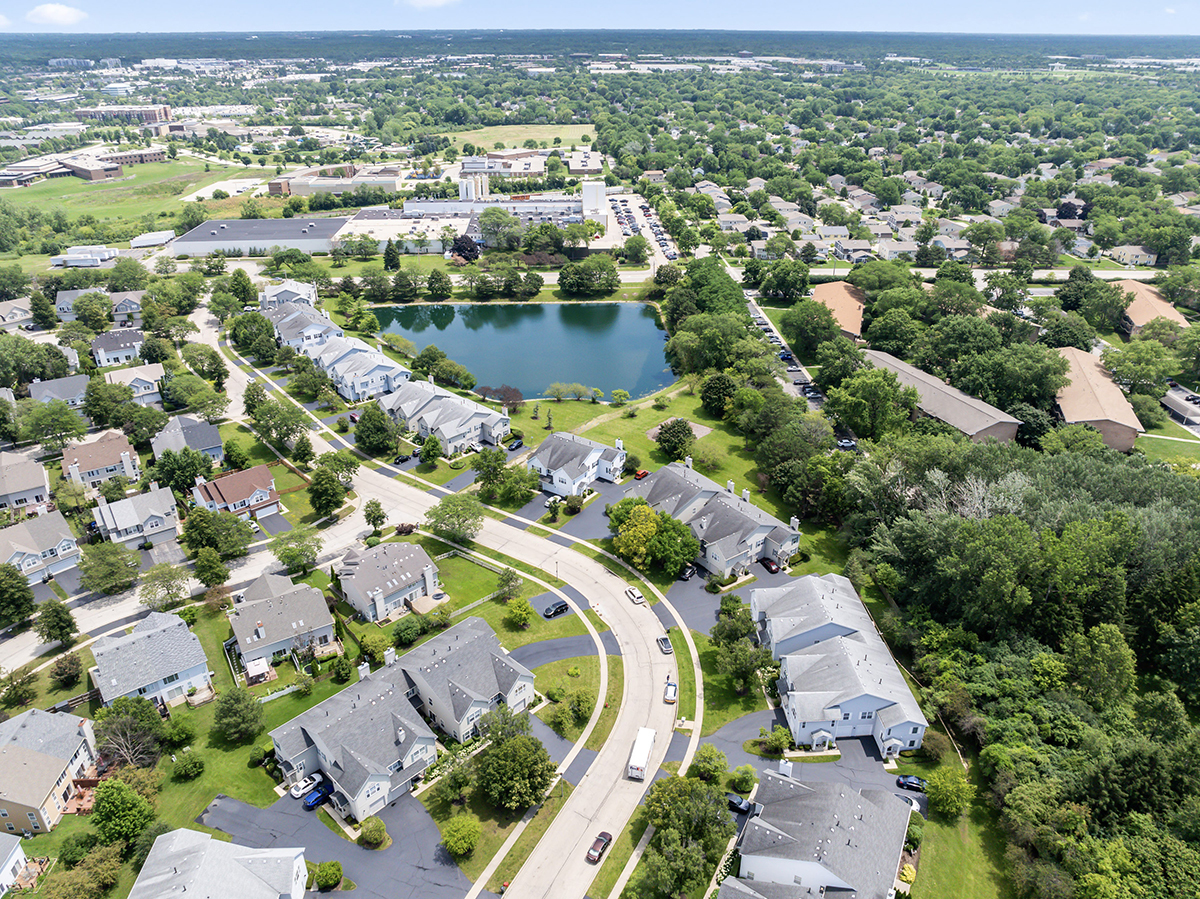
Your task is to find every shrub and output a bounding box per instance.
[567,666,581,678]
[689,744,727,782]
[176,606,199,625]
[442,814,482,857]
[564,494,584,514]
[393,614,428,647]
[174,754,204,780]
[920,730,952,764]
[59,831,99,868]
[248,745,266,767]
[365,536,381,548]
[899,863,916,884]
[51,653,83,689]
[335,417,350,433]
[546,684,565,703]
[653,396,669,410]
[359,815,387,847]
[730,764,756,793]
[295,674,314,696]
[314,861,343,890]
[161,717,196,750]
[330,655,354,682]
[905,821,924,850]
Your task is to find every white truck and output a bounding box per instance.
[628,726,656,780]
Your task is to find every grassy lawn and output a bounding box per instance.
[790,522,851,578]
[270,461,310,494]
[4,160,263,221]
[418,787,524,883]
[439,553,505,611]
[587,806,649,899]
[486,780,575,892]
[694,630,770,737]
[411,458,474,487]
[533,655,600,742]
[903,758,1014,899]
[666,627,697,726]
[465,596,592,650]
[584,655,624,752]
[8,645,97,714]
[435,123,596,148]
[1136,433,1200,464]
[218,423,277,466]
[508,399,610,449]
[191,607,237,690]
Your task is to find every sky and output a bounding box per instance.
[0,0,1195,35]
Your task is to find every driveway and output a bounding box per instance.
[558,480,625,541]
[509,633,621,670]
[255,513,292,537]
[147,541,186,567]
[653,566,806,635]
[199,792,492,899]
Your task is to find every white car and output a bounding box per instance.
[664,682,678,704]
[625,586,645,604]
[289,772,323,799]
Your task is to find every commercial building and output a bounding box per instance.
[73,105,172,124]
[267,163,405,197]
[0,710,96,834]
[173,218,348,257]
[863,350,1022,442]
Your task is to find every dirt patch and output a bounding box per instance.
[646,418,713,442]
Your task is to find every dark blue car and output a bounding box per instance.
[303,782,334,810]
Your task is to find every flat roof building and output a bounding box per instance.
[174,218,348,256]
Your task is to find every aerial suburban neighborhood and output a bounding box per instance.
[2,20,1200,899]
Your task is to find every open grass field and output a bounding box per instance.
[694,630,770,737]
[3,160,270,221]
[419,786,523,883]
[533,655,601,742]
[435,124,596,149]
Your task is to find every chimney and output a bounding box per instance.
[396,725,406,743]
[684,456,692,469]
[778,759,793,778]
[727,480,735,493]
[615,437,623,452]
[383,647,396,666]
[789,516,799,530]
[742,489,750,501]
[255,621,265,639]
[357,661,370,680]
[422,564,436,597]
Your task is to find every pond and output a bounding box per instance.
[373,302,673,399]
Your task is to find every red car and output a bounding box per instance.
[761,558,780,574]
[587,831,613,863]
[634,469,649,480]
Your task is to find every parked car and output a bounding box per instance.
[303,782,334,810]
[726,793,754,814]
[663,682,678,704]
[508,438,523,451]
[544,599,570,618]
[760,558,780,574]
[678,564,695,581]
[656,635,674,654]
[394,454,411,464]
[625,586,645,604]
[634,469,649,480]
[289,773,324,799]
[349,412,360,423]
[793,378,807,386]
[586,832,613,863]
[248,521,261,534]
[896,775,927,792]
[837,438,857,450]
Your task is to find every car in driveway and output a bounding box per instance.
[394,454,411,464]
[663,682,678,704]
[837,438,857,451]
[544,599,570,618]
[760,558,780,574]
[302,782,334,809]
[726,793,754,814]
[289,773,323,799]
[634,469,649,479]
[586,832,613,863]
[896,775,927,792]
[508,438,523,451]
[678,564,695,581]
[625,586,645,604]
[656,635,674,654]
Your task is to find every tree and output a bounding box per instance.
[91,778,154,844]
[442,814,482,857]
[242,380,268,417]
[824,368,920,440]
[227,268,256,305]
[689,743,727,782]
[73,292,112,332]
[23,399,86,450]
[505,596,535,629]
[292,434,314,467]
[140,562,191,611]
[450,234,481,262]
[477,734,555,810]
[353,401,395,454]
[760,259,809,300]
[31,292,57,329]
[270,525,322,574]
[925,765,975,819]
[611,389,630,407]
[364,499,387,532]
[641,828,709,899]
[643,775,735,859]
[209,291,243,323]
[213,686,264,743]
[33,598,76,646]
[425,493,484,542]
[471,448,510,500]
[107,257,149,293]
[1101,340,1177,396]
[780,299,840,354]
[427,269,453,300]
[0,563,35,626]
[131,821,172,870]
[51,653,83,689]
[308,466,347,520]
[647,513,701,577]
[495,568,523,603]
[613,503,659,570]
[315,450,360,486]
[700,372,738,418]
[79,542,141,595]
[152,447,213,496]
[194,547,229,589]
[174,754,205,780]
[655,417,695,461]
[717,638,774,694]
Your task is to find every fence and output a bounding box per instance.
[434,549,504,574]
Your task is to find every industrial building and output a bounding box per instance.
[73,105,172,124]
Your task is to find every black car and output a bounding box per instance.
[896,775,927,792]
[394,454,411,464]
[544,599,570,618]
[726,793,754,814]
[678,564,696,581]
[509,438,524,451]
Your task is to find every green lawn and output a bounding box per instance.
[584,655,624,752]
[218,423,277,466]
[694,630,770,737]
[439,553,506,611]
[486,779,575,892]
[418,786,524,883]
[4,160,263,221]
[666,627,698,726]
[270,461,310,494]
[7,645,97,715]
[534,655,600,742]
[508,399,610,448]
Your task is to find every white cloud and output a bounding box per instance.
[1166,6,1177,12]
[400,0,462,9]
[25,4,88,25]
[0,14,11,27]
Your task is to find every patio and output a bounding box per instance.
[11,856,51,891]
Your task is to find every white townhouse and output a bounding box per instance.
[104,362,163,406]
[91,483,178,548]
[92,611,212,707]
[526,433,625,497]
[378,380,509,454]
[258,279,317,310]
[0,511,79,584]
[338,542,439,622]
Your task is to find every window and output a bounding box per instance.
[4,824,12,832]
[0,809,8,818]
[164,674,179,685]
[841,712,850,721]
[911,726,919,734]
[860,711,873,719]
[909,740,916,748]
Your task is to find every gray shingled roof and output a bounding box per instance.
[229,573,333,654]
[92,611,208,703]
[0,450,47,499]
[29,374,89,403]
[0,709,92,809]
[268,673,432,798]
[339,542,436,605]
[397,616,531,723]
[527,432,619,481]
[737,771,910,899]
[91,329,144,353]
[150,415,222,458]
[129,828,302,899]
[92,484,176,535]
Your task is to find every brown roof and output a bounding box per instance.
[1113,280,1190,330]
[1056,347,1143,433]
[194,464,278,508]
[810,281,866,338]
[61,430,135,477]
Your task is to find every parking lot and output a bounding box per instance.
[608,193,677,265]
